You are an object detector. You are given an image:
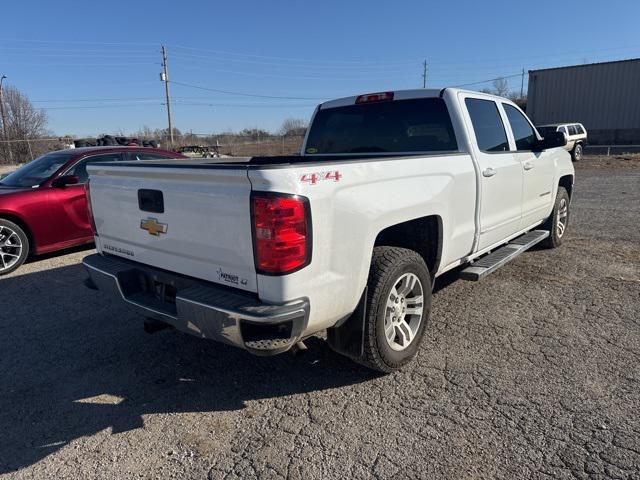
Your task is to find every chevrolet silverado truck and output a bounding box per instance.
[82,88,574,372]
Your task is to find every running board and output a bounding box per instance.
[460,230,549,281]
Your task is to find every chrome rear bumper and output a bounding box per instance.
[82,253,309,355]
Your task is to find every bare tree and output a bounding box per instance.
[1,85,49,164]
[491,77,510,97]
[279,118,307,137]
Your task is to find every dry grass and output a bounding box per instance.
[577,154,640,170]
[0,164,17,175]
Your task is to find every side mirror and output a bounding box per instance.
[52,175,80,188]
[539,131,567,150]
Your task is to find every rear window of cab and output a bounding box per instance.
[304,98,458,154]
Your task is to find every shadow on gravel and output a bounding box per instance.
[0,264,379,475]
[23,242,95,265]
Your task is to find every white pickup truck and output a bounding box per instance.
[83,88,574,372]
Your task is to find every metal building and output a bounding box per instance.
[527,58,640,144]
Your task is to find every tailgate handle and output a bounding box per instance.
[138,189,164,213]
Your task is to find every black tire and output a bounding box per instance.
[540,187,570,249]
[571,143,583,162]
[357,247,432,373]
[0,218,30,276]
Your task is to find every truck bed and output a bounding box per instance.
[93,152,459,169]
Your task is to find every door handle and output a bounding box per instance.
[482,167,497,177]
[523,162,534,171]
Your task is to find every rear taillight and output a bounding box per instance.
[355,91,394,104]
[251,193,311,275]
[85,181,98,236]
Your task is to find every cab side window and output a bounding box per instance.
[503,104,537,151]
[67,153,122,183]
[465,98,509,152]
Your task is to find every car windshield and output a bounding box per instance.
[0,152,75,188]
[304,98,458,154]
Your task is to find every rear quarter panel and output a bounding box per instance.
[249,154,476,333]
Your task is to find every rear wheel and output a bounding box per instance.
[540,187,570,249]
[357,247,431,373]
[571,143,583,161]
[0,219,29,276]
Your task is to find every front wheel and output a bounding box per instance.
[571,143,583,162]
[540,187,570,249]
[357,247,432,373]
[0,219,29,276]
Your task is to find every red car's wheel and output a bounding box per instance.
[0,219,29,276]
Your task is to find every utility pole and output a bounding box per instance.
[520,68,525,99]
[0,75,13,163]
[422,60,428,88]
[160,46,174,146]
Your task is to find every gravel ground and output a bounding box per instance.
[1,156,639,479]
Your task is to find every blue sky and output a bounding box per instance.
[1,0,638,136]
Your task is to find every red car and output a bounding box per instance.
[0,146,185,275]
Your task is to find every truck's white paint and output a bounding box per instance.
[87,88,574,338]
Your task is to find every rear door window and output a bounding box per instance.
[502,104,538,151]
[304,97,458,154]
[567,125,578,136]
[464,98,509,152]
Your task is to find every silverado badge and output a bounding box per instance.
[140,218,168,236]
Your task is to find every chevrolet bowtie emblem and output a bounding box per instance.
[140,218,168,236]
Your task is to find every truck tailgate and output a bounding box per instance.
[87,164,257,292]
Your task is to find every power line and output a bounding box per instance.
[0,38,158,46]
[39,103,163,110]
[453,73,523,88]
[169,51,418,70]
[38,102,314,110]
[167,43,420,65]
[0,46,155,54]
[169,80,328,100]
[0,52,156,59]
[173,101,314,108]
[0,62,157,67]
[170,61,416,81]
[32,97,161,103]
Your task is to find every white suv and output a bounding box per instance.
[536,123,587,161]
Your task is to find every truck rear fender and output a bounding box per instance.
[373,215,442,281]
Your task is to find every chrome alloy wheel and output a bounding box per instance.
[556,197,568,238]
[0,225,23,273]
[384,272,424,351]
